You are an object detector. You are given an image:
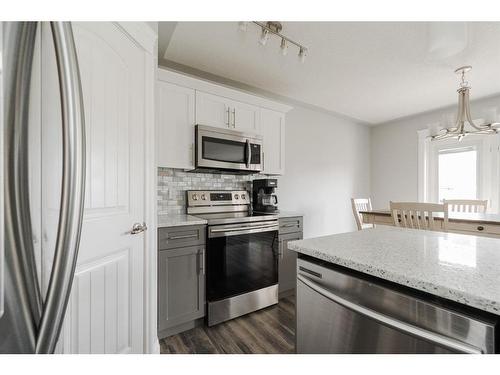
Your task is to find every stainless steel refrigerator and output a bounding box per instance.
[0,21,86,354]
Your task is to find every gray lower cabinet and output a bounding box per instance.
[278,216,303,296]
[158,243,205,338]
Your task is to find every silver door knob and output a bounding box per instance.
[130,222,148,235]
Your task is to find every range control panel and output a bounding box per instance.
[187,190,249,207]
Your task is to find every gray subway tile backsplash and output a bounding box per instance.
[157,167,257,215]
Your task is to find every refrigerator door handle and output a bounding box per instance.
[35,22,86,354]
[2,22,42,349]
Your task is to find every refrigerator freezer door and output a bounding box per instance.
[0,22,42,354]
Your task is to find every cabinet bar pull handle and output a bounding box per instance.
[168,233,198,240]
[232,108,236,128]
[200,250,205,275]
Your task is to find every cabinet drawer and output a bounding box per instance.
[158,225,206,250]
[279,216,303,235]
[447,221,500,237]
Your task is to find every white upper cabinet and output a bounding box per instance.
[231,100,261,133]
[261,108,285,175]
[157,81,195,169]
[196,91,261,133]
[157,68,291,174]
[195,91,231,129]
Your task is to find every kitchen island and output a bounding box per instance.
[288,227,500,353]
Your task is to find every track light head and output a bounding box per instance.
[299,47,307,63]
[280,38,288,56]
[259,28,270,46]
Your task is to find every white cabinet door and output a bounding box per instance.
[232,100,261,133]
[157,81,195,169]
[195,91,230,129]
[195,91,260,133]
[41,22,147,354]
[261,109,285,175]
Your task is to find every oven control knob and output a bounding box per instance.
[234,194,239,200]
[192,194,199,201]
[201,194,206,200]
[241,194,246,200]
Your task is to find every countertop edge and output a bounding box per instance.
[157,214,208,228]
[288,241,500,316]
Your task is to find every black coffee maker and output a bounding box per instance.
[252,179,278,213]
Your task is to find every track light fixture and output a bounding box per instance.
[238,21,309,62]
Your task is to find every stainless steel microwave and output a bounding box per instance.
[195,125,263,173]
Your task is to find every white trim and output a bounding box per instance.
[113,21,159,354]
[157,67,293,114]
[419,127,499,212]
[417,128,430,202]
[114,22,157,55]
[139,26,159,354]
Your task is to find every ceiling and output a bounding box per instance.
[159,22,500,124]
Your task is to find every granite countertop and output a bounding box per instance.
[158,214,207,228]
[288,226,500,315]
[361,209,500,225]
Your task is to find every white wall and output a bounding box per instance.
[371,94,500,209]
[279,106,371,239]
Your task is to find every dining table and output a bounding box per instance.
[360,209,500,239]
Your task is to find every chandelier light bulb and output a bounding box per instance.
[259,28,270,46]
[280,38,288,56]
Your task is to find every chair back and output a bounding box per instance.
[351,198,373,230]
[390,201,448,231]
[443,199,488,214]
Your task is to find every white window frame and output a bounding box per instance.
[418,128,500,213]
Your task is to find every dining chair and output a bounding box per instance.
[443,199,488,214]
[351,198,374,230]
[390,201,448,231]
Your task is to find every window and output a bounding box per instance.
[438,147,477,202]
[418,129,500,213]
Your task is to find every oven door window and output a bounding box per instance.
[202,136,246,164]
[207,230,278,301]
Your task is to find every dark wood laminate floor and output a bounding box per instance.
[160,295,295,354]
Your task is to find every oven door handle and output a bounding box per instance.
[209,223,278,238]
[245,139,251,168]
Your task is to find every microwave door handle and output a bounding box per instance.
[245,139,251,168]
[36,22,86,354]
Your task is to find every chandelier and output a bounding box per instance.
[431,66,500,141]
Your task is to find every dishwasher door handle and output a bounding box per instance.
[297,274,483,354]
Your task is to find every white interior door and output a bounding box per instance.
[41,22,146,354]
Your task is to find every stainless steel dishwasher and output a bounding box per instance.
[296,257,497,354]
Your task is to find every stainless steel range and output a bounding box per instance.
[187,190,279,326]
